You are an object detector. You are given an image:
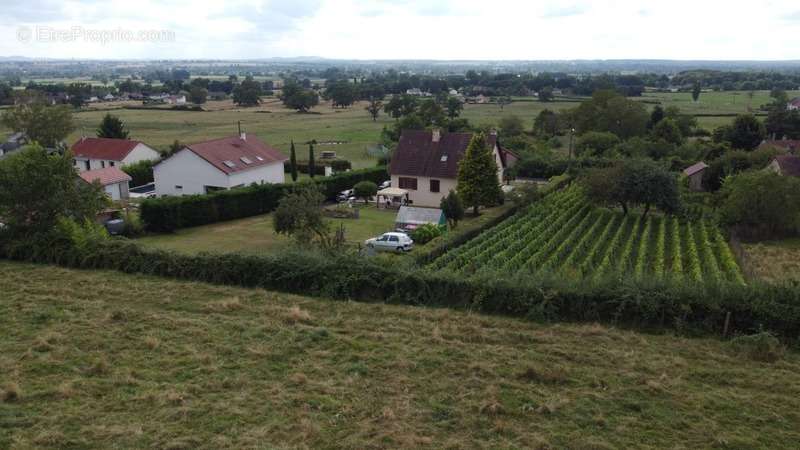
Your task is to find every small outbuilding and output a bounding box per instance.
[79,166,132,201]
[683,161,709,192]
[395,206,446,230]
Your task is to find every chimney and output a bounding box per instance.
[432,128,441,143]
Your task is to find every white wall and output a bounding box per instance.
[104,182,124,201]
[228,162,285,187]
[122,143,161,165]
[154,149,285,196]
[390,175,457,207]
[154,149,229,196]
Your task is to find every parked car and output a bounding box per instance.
[379,180,391,190]
[364,232,414,252]
[129,182,156,199]
[336,189,354,202]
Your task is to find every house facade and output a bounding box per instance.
[78,166,132,201]
[788,98,800,111]
[154,133,287,196]
[389,129,514,208]
[71,137,161,172]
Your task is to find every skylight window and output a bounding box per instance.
[223,160,236,168]
[255,156,264,161]
[240,156,253,164]
[440,155,448,162]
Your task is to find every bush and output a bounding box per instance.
[410,224,446,245]
[283,159,352,176]
[140,166,389,232]
[122,160,156,187]
[719,171,800,239]
[330,159,352,172]
[730,331,785,362]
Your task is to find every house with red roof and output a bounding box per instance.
[71,137,160,172]
[389,129,515,207]
[682,161,709,192]
[788,97,800,111]
[153,133,288,196]
[759,139,800,155]
[78,166,133,201]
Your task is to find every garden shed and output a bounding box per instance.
[395,206,446,230]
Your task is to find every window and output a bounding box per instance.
[223,160,236,168]
[430,179,440,193]
[175,185,183,190]
[440,155,448,162]
[84,161,90,171]
[398,177,418,190]
[109,161,115,167]
[389,235,399,242]
[240,156,253,165]
[101,161,106,168]
[255,156,264,161]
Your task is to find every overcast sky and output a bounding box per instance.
[1,0,799,60]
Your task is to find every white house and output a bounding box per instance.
[388,129,517,207]
[71,137,161,173]
[78,166,132,201]
[153,133,288,196]
[788,97,800,111]
[166,95,187,105]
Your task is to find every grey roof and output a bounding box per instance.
[395,206,445,225]
[683,161,708,177]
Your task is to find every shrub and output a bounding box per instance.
[730,331,785,362]
[330,159,352,172]
[410,224,446,245]
[140,166,388,232]
[353,181,378,203]
[122,159,156,187]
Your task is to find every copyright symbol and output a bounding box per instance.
[17,26,32,43]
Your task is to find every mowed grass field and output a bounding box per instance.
[136,205,398,255]
[743,238,800,283]
[2,261,800,449]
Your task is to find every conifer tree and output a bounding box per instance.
[289,140,298,182]
[96,113,129,139]
[456,132,502,216]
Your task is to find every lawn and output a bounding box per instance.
[743,238,800,283]
[1,261,799,449]
[136,205,399,254]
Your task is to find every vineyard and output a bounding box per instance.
[429,186,745,284]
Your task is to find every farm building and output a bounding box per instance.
[71,137,160,173]
[395,206,446,230]
[767,155,800,177]
[154,133,287,196]
[389,129,516,207]
[78,166,132,201]
[683,162,708,192]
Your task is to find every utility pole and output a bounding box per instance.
[568,128,575,159]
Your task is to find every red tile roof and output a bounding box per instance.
[790,98,800,107]
[390,130,503,179]
[78,166,132,186]
[760,140,800,152]
[683,161,709,177]
[71,137,142,161]
[184,134,288,175]
[773,155,800,177]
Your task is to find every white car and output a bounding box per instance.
[379,180,391,190]
[364,232,414,252]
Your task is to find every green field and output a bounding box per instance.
[430,186,745,284]
[137,205,398,254]
[2,261,799,448]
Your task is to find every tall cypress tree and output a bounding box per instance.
[308,142,316,179]
[456,132,502,216]
[289,140,298,182]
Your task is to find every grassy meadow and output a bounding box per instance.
[2,261,800,449]
[137,205,398,255]
[743,238,800,283]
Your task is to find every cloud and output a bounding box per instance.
[782,10,800,21]
[541,4,585,19]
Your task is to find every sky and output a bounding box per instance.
[1,0,799,60]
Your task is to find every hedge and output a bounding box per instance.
[140,166,389,232]
[2,236,800,340]
[282,159,352,176]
